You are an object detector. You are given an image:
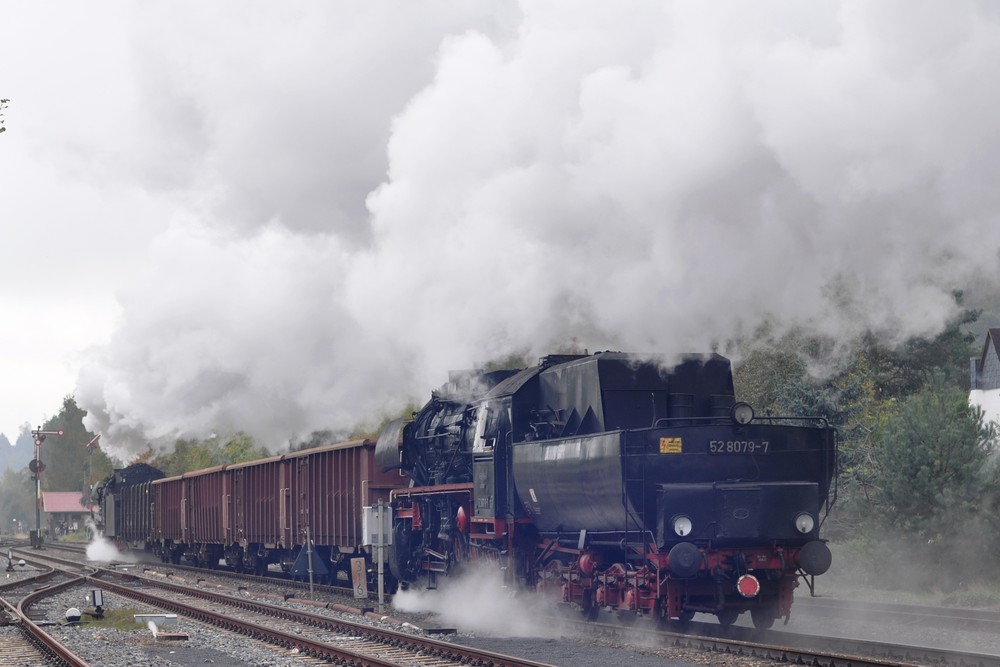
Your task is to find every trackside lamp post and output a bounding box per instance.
[29,427,63,548]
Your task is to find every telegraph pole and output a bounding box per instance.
[29,427,63,548]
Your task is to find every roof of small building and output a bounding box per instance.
[42,491,94,514]
[971,328,1000,391]
[986,328,1000,361]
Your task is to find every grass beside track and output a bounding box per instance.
[821,540,1000,609]
[83,608,153,632]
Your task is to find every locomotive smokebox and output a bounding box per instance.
[375,418,405,473]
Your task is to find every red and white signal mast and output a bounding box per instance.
[29,427,63,548]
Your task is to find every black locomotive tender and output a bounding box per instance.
[100,351,836,628]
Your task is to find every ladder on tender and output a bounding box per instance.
[621,433,649,565]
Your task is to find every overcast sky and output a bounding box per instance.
[2,1,999,462]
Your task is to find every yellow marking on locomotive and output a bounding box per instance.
[659,437,683,454]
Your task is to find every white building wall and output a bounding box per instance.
[970,388,1000,432]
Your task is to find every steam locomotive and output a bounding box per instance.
[376,351,837,628]
[97,350,836,628]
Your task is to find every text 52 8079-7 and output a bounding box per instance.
[709,440,769,454]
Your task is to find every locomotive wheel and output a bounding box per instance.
[582,589,600,621]
[447,532,469,575]
[750,602,778,629]
[677,610,695,623]
[716,608,740,627]
[388,520,418,583]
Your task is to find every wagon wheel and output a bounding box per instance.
[248,554,266,576]
[716,608,740,627]
[750,600,778,630]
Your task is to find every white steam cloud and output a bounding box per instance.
[73,2,1000,460]
[393,566,565,638]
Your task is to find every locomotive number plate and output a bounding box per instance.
[709,440,769,454]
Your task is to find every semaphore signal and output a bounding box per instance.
[29,427,63,548]
[31,428,64,445]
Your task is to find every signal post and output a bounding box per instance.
[29,427,63,548]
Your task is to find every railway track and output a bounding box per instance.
[0,556,92,666]
[549,612,1000,667]
[131,553,1000,667]
[43,540,368,600]
[115,561,1000,666]
[93,570,552,667]
[28,541,1000,666]
[16,546,560,667]
[1,596,73,666]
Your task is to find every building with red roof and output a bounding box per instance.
[41,491,95,536]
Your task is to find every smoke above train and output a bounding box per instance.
[61,4,1000,461]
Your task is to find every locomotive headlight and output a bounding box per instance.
[794,512,815,534]
[672,515,693,537]
[731,402,754,425]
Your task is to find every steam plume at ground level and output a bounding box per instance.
[69,2,1000,461]
[84,519,136,564]
[393,564,569,638]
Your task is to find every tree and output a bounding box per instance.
[854,293,979,399]
[0,468,36,534]
[732,324,841,419]
[865,374,998,589]
[874,374,995,539]
[35,397,105,495]
[9,425,38,472]
[150,432,268,476]
[25,397,115,511]
[219,432,268,464]
[0,98,8,134]
[731,303,981,541]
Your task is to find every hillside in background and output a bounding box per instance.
[1,429,36,474]
[963,276,1000,346]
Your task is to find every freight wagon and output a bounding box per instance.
[98,439,407,583]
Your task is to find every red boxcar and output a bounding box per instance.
[287,440,401,552]
[149,439,407,578]
[185,465,228,552]
[230,453,286,555]
[153,474,184,548]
